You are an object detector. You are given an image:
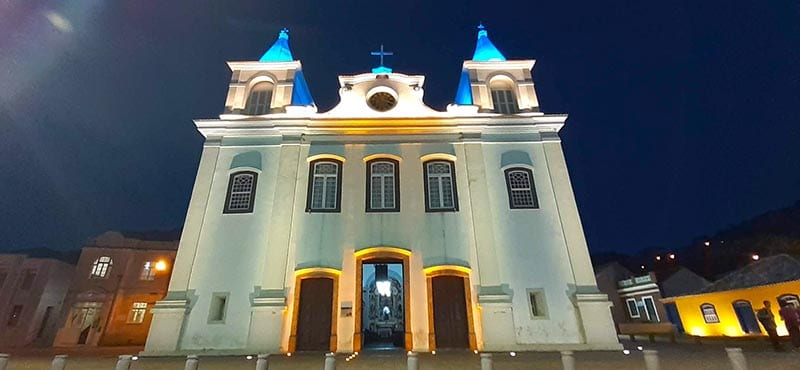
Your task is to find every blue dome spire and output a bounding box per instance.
[472,23,506,62]
[259,28,294,62]
[454,69,473,105]
[291,69,314,106]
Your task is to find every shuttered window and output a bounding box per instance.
[245,82,273,115]
[424,160,458,212]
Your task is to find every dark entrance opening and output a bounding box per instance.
[431,275,469,349]
[733,300,762,334]
[361,261,405,350]
[664,302,684,333]
[295,277,334,351]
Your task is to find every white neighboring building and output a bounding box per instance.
[144,26,619,355]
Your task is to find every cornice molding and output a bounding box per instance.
[227,60,301,71]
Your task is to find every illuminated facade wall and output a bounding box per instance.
[144,28,620,355]
[53,232,177,347]
[665,280,800,337]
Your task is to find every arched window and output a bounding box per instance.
[489,79,519,114]
[307,159,343,212]
[423,160,458,212]
[504,167,539,209]
[366,159,400,212]
[778,294,800,308]
[700,303,719,323]
[90,256,113,279]
[223,171,258,213]
[245,82,273,115]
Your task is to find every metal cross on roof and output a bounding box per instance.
[370,44,394,73]
[371,44,394,66]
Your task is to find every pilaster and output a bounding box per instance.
[144,141,219,353]
[541,136,619,347]
[540,138,597,289]
[260,143,301,291]
[167,141,221,294]
[462,141,517,350]
[461,142,502,289]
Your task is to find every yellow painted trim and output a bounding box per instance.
[306,154,347,163]
[423,265,471,276]
[362,153,403,163]
[353,248,412,352]
[420,153,457,162]
[294,267,342,276]
[354,246,412,258]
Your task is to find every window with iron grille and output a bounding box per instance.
[504,168,539,209]
[90,257,112,279]
[244,82,273,115]
[366,159,400,212]
[307,159,343,212]
[223,171,257,214]
[701,303,719,323]
[127,302,147,324]
[423,160,458,212]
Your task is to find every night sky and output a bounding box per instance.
[1,1,798,254]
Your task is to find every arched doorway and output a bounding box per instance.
[425,266,476,350]
[354,247,411,351]
[289,268,339,352]
[732,300,761,334]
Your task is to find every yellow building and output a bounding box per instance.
[662,254,800,338]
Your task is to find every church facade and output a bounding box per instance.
[143,26,620,355]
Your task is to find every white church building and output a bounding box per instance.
[143,26,620,355]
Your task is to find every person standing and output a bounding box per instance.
[757,300,783,351]
[779,302,800,348]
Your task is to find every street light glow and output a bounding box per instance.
[155,260,168,271]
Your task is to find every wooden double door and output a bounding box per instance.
[295,277,334,351]
[431,276,470,349]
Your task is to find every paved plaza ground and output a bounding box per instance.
[2,337,800,369]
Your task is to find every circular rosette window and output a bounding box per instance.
[366,87,398,112]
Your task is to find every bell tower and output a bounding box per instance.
[222,29,316,117]
[449,24,540,114]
